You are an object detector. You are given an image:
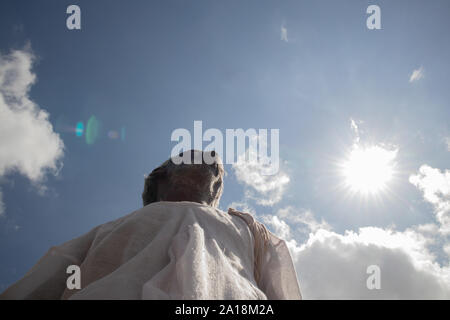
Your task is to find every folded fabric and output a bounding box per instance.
[0,201,301,300]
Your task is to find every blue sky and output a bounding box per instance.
[1,0,449,298]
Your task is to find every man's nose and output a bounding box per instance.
[192,150,216,164]
[178,150,217,164]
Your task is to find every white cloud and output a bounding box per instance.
[409,165,450,235]
[226,201,255,215]
[0,191,4,217]
[349,118,366,145]
[0,48,64,215]
[350,118,358,134]
[280,25,288,42]
[409,66,424,83]
[291,227,450,299]
[277,206,331,233]
[261,214,291,240]
[232,147,289,206]
[234,165,289,206]
[444,244,450,258]
[262,212,450,299]
[414,223,439,234]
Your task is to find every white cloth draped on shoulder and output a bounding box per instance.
[0,201,302,300]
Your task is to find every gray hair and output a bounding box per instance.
[142,150,224,208]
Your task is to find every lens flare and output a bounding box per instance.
[107,130,119,139]
[75,122,84,137]
[85,116,100,145]
[121,127,126,141]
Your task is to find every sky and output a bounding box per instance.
[0,0,449,299]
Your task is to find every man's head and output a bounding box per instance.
[142,150,224,207]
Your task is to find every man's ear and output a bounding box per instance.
[142,164,169,206]
[142,175,157,206]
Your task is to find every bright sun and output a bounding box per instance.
[342,145,397,195]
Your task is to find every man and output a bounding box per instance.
[1,150,301,299]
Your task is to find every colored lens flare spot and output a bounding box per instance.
[85,116,100,145]
[75,122,84,137]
